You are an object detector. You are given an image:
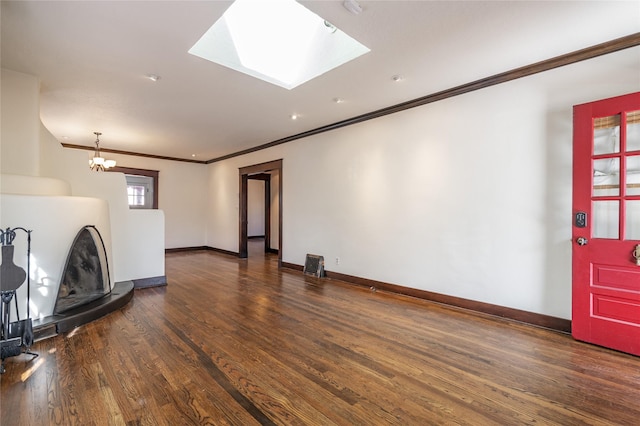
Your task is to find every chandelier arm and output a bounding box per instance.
[89,131,115,171]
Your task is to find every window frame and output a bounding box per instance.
[108,166,159,209]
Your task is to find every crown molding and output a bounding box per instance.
[61,32,640,165]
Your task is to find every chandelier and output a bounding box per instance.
[88,132,116,171]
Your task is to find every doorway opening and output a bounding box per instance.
[239,159,282,265]
[247,173,278,254]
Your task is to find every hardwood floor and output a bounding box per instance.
[2,240,639,425]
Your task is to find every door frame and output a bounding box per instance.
[247,173,273,253]
[239,159,282,264]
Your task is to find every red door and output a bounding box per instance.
[572,92,640,356]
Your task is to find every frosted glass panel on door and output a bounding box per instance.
[593,158,619,196]
[593,200,619,239]
[627,155,640,196]
[626,111,640,152]
[594,115,620,155]
[626,200,640,240]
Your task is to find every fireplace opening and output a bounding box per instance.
[54,226,111,314]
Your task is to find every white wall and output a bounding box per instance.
[248,179,265,237]
[270,170,280,250]
[205,46,640,320]
[206,160,243,252]
[0,69,40,176]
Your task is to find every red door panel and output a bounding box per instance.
[572,92,640,356]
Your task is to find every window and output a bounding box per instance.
[127,184,147,207]
[125,175,154,209]
[107,166,159,209]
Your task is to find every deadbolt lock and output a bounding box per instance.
[633,244,640,266]
[576,237,588,246]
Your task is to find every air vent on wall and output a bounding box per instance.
[303,254,325,278]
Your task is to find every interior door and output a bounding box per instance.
[572,92,640,356]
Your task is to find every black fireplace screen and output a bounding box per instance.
[54,226,111,314]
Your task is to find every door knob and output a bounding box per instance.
[576,237,588,246]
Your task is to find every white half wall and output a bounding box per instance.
[205,46,640,320]
[124,210,165,280]
[1,174,71,196]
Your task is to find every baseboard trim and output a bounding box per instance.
[204,246,240,257]
[281,261,303,271]
[133,275,167,289]
[281,262,571,333]
[166,246,240,257]
[165,246,210,253]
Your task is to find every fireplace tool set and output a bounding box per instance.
[0,227,38,374]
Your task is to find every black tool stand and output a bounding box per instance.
[1,228,38,374]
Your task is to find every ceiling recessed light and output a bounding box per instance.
[147,74,160,82]
[324,20,337,34]
[290,114,299,120]
[343,0,363,15]
[333,97,344,104]
[392,75,402,82]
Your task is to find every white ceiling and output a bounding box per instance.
[2,1,639,162]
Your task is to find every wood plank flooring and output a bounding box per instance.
[2,240,640,425]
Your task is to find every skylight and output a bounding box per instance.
[189,0,370,90]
